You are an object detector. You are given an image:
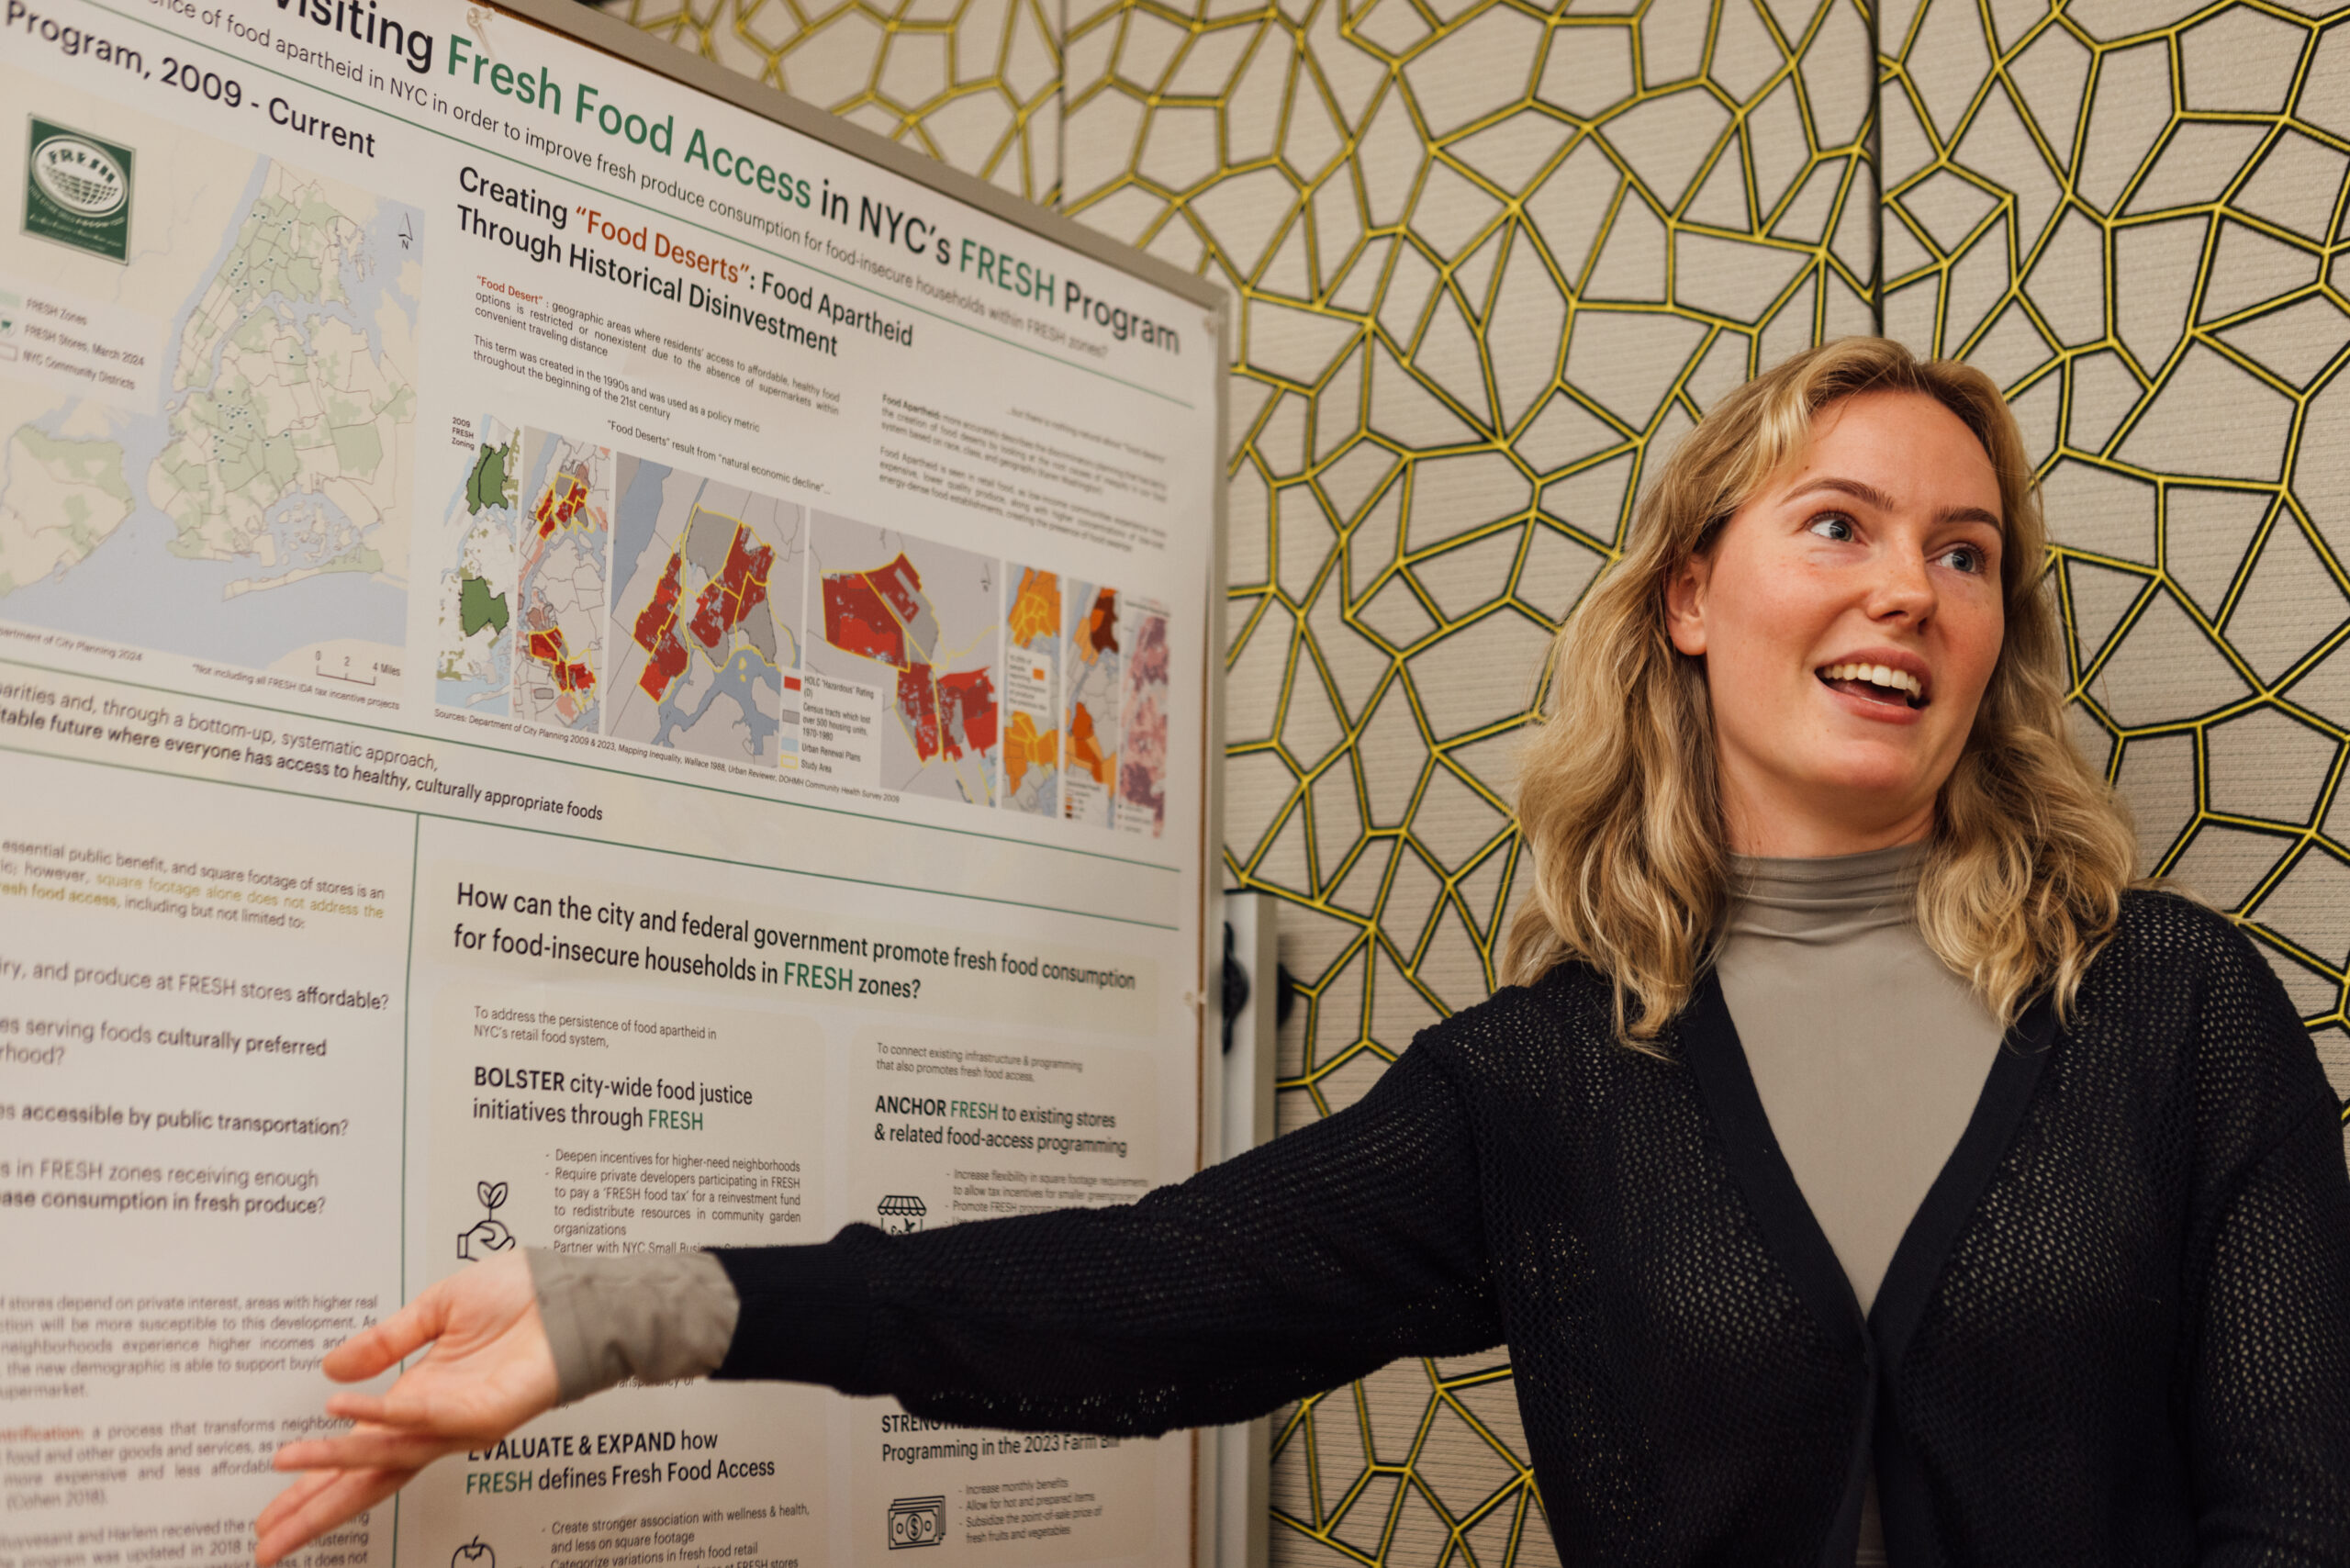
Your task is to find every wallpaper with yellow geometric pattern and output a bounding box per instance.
[611,1,2349,1563]
[1881,0,2350,1100]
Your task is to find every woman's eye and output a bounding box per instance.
[1936,545,1986,575]
[1807,515,1855,543]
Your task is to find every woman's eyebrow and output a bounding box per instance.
[1782,475,2001,531]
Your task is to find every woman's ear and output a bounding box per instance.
[1664,553,1711,656]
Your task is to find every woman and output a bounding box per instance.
[255,340,2350,1564]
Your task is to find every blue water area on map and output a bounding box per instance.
[653,645,779,766]
[346,202,421,365]
[612,451,669,577]
[439,666,508,714]
[4,486,407,668]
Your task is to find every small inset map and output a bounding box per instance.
[1060,581,1121,826]
[0,70,419,678]
[435,417,518,712]
[512,429,610,732]
[1117,599,1170,837]
[808,515,998,806]
[1000,565,1059,818]
[607,455,804,767]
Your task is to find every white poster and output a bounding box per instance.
[0,6,1222,1568]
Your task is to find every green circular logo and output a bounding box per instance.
[32,135,128,219]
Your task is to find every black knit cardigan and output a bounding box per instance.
[712,891,2350,1564]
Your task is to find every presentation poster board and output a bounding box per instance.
[0,4,1227,1568]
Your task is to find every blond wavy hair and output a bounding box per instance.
[1503,337,2138,1041]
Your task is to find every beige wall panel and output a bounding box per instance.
[1878,2,2350,1119]
[617,0,1062,199]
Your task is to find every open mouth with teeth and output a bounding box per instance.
[1818,661,1928,710]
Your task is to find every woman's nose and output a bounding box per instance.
[1863,545,1935,622]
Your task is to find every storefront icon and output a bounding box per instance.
[878,1194,926,1235]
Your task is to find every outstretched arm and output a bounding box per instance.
[714,1038,1501,1432]
[258,1031,1498,1558]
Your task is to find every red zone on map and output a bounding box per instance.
[822,553,998,764]
[534,473,588,539]
[632,524,776,700]
[524,627,596,695]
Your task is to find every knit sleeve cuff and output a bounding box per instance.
[526,1248,742,1406]
[706,1236,875,1389]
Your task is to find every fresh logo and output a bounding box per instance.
[24,118,133,262]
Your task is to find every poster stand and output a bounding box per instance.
[0,0,1230,1562]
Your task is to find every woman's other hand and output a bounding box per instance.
[254,1253,558,1565]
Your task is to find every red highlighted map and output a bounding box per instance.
[632,557,688,699]
[939,667,998,756]
[822,566,906,668]
[822,554,1000,765]
[534,472,588,538]
[811,525,1002,805]
[525,627,597,697]
[895,664,940,759]
[632,521,777,702]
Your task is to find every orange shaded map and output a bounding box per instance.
[1066,702,1111,786]
[1002,711,1058,796]
[1064,586,1120,789]
[1008,568,1059,647]
[1077,587,1118,659]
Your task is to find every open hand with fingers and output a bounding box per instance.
[255,1253,558,1566]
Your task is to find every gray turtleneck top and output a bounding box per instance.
[1716,841,2005,1565]
[529,843,2002,1566]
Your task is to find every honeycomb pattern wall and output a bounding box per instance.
[614,1,2350,1563]
[619,0,1064,202]
[1878,0,2350,1098]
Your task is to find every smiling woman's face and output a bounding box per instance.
[1664,388,2008,857]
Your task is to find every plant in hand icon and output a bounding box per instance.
[457,1182,515,1260]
